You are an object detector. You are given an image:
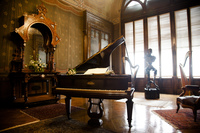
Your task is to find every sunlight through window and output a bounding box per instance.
[125,5,200,78]
[191,6,200,78]
[127,0,145,7]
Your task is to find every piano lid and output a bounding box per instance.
[75,36,125,74]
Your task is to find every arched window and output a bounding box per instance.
[122,0,200,79]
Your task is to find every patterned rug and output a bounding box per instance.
[153,109,200,129]
[2,115,113,133]
[21,103,84,120]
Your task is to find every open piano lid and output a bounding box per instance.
[75,36,125,74]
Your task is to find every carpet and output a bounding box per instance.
[117,98,172,108]
[21,103,84,120]
[2,115,113,133]
[0,103,86,132]
[153,109,200,130]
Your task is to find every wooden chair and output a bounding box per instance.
[176,51,200,122]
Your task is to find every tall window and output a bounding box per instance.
[191,6,200,77]
[125,13,172,78]
[90,29,100,56]
[125,22,134,74]
[101,32,109,49]
[175,9,189,77]
[175,7,200,78]
[135,20,145,77]
[160,13,172,77]
[90,28,109,57]
[125,5,200,78]
[148,16,159,77]
[147,14,172,78]
[125,20,144,78]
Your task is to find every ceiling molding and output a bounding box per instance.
[43,0,123,24]
[41,0,83,16]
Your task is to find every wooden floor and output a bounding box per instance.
[1,92,200,133]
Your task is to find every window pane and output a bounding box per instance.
[148,16,159,77]
[135,19,144,77]
[160,13,173,77]
[101,32,109,49]
[191,6,200,77]
[90,29,99,57]
[175,9,189,77]
[125,22,134,74]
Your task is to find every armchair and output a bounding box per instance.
[176,51,200,122]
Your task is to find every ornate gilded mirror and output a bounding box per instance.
[12,4,60,72]
[24,27,44,66]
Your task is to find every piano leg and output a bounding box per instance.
[87,98,103,126]
[65,96,71,119]
[126,98,133,128]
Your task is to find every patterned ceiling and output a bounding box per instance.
[60,0,123,24]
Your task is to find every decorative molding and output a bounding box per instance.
[15,4,60,46]
[42,0,122,24]
[41,0,83,16]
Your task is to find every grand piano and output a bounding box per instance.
[55,36,134,127]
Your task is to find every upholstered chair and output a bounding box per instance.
[176,51,200,122]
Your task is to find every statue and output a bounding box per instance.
[145,48,159,90]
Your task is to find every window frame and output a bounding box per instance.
[124,5,200,79]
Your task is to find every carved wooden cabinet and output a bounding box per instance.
[9,72,59,106]
[10,4,60,106]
